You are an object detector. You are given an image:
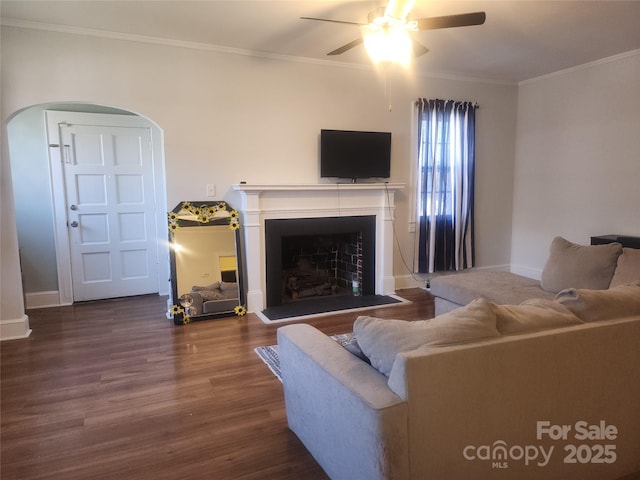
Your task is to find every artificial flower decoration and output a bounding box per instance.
[234,305,247,316]
[229,219,240,230]
[169,304,183,316]
[170,201,239,228]
[182,314,191,324]
[168,222,180,233]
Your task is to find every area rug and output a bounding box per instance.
[254,333,354,382]
[258,294,405,323]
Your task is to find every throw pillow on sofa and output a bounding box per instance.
[492,298,583,335]
[554,281,640,322]
[610,247,640,288]
[353,298,500,376]
[540,236,622,293]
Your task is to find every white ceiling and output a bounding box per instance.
[2,0,640,83]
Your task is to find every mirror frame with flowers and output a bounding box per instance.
[168,201,246,325]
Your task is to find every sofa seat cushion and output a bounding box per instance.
[555,281,640,322]
[540,236,622,293]
[353,298,500,376]
[610,247,640,287]
[492,298,583,334]
[430,271,555,306]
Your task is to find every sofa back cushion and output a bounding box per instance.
[492,298,582,334]
[555,282,640,322]
[540,236,622,293]
[353,298,499,376]
[191,281,221,291]
[610,247,640,288]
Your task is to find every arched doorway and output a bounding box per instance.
[7,103,169,308]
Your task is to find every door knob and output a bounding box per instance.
[70,205,78,210]
[70,221,79,228]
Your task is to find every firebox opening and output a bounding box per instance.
[264,215,376,308]
[281,232,362,305]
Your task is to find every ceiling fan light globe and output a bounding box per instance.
[363,27,412,65]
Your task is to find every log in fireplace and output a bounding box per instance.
[264,216,376,308]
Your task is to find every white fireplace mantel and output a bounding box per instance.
[232,183,405,315]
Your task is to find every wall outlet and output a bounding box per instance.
[206,184,216,197]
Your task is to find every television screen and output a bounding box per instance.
[320,129,391,180]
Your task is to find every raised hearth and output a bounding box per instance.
[232,183,404,320]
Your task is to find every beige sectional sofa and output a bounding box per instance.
[278,281,640,480]
[430,236,640,315]
[278,235,640,479]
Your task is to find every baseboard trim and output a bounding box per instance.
[0,314,32,341]
[25,290,63,309]
[394,274,426,290]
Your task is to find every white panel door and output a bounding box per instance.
[60,122,158,301]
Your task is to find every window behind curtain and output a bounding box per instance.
[415,99,476,273]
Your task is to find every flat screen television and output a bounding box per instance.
[320,129,391,181]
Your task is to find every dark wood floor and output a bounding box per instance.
[1,289,433,480]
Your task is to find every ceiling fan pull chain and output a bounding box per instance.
[385,65,393,112]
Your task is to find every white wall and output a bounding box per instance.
[1,25,518,316]
[1,138,31,339]
[8,106,72,294]
[511,52,640,278]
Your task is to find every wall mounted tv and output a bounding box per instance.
[320,129,391,182]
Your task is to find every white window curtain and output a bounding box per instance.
[416,98,476,273]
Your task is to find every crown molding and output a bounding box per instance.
[0,18,371,71]
[1,17,516,86]
[519,49,640,86]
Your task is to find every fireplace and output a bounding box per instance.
[232,183,404,318]
[265,216,376,307]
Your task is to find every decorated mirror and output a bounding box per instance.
[168,201,245,324]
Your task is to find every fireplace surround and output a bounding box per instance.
[232,183,404,320]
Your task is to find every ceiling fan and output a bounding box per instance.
[301,0,486,61]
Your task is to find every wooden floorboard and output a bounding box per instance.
[1,289,433,480]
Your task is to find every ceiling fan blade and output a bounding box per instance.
[416,12,486,30]
[412,39,429,57]
[300,16,364,27]
[384,0,415,20]
[327,38,364,56]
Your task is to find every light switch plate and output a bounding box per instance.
[206,184,216,197]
